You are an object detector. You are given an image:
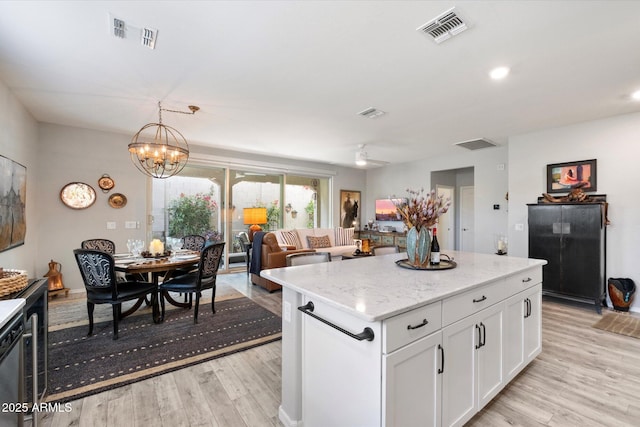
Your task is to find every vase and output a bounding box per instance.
[406,226,431,268]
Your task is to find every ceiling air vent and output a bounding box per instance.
[112,17,126,38]
[417,7,468,44]
[141,28,158,50]
[455,138,497,151]
[358,107,386,119]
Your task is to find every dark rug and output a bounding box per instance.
[592,311,640,339]
[47,296,281,403]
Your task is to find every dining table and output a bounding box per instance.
[114,251,201,323]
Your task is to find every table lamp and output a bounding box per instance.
[244,207,267,241]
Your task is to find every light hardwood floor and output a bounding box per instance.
[41,274,640,427]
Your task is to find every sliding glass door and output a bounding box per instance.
[151,166,331,272]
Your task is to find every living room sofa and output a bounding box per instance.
[250,232,316,292]
[271,227,358,259]
[250,227,357,292]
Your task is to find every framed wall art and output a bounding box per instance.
[546,159,597,194]
[0,154,27,252]
[340,190,360,228]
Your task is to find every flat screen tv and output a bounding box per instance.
[375,198,405,221]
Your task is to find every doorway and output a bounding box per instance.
[431,167,474,252]
[435,185,454,251]
[460,186,475,252]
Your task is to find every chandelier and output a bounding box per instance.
[128,101,199,179]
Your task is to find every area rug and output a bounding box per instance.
[592,311,640,339]
[47,296,281,403]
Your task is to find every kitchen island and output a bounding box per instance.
[262,251,546,427]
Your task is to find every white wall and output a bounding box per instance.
[366,146,508,255]
[34,124,366,293]
[36,123,148,292]
[509,111,640,312]
[0,78,39,275]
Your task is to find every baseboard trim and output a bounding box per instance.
[279,405,302,427]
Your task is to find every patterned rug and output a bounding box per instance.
[592,310,640,339]
[47,296,281,403]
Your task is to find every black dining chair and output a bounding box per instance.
[73,249,158,340]
[182,234,206,251]
[159,242,225,323]
[81,238,116,254]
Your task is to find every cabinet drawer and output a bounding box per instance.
[395,236,407,248]
[381,235,395,245]
[383,302,442,353]
[505,267,542,297]
[442,280,506,326]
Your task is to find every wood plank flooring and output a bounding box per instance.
[41,275,640,427]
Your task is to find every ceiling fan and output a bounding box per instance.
[355,144,389,167]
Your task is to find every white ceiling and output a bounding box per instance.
[1,1,639,168]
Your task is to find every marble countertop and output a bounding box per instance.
[0,298,26,329]
[262,251,546,322]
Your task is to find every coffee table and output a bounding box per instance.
[341,251,373,260]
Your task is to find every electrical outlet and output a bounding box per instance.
[106,221,116,230]
[125,221,138,229]
[493,204,500,210]
[497,163,505,171]
[515,223,524,231]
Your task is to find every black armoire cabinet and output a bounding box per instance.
[528,201,607,312]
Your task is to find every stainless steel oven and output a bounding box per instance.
[0,308,24,427]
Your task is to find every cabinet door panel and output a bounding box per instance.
[560,205,604,299]
[477,303,504,408]
[442,316,477,427]
[528,205,562,294]
[524,285,542,361]
[383,332,442,427]
[504,294,525,381]
[301,298,382,427]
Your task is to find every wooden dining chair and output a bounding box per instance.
[372,245,400,256]
[159,242,225,324]
[286,252,332,266]
[73,249,157,340]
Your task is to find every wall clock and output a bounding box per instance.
[60,182,97,209]
[98,174,115,193]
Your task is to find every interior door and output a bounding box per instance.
[460,186,475,252]
[436,185,455,251]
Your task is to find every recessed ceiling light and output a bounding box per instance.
[631,89,640,101]
[489,66,510,80]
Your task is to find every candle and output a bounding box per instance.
[498,239,506,252]
[149,239,164,254]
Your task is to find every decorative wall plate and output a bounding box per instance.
[108,193,127,209]
[98,174,115,193]
[60,182,97,209]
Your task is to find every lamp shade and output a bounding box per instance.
[243,207,267,225]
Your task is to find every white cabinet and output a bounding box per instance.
[383,331,442,427]
[441,302,504,427]
[282,263,544,427]
[300,298,382,427]
[504,283,542,381]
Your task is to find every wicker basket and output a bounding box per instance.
[0,269,28,297]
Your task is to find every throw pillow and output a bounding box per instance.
[281,230,301,248]
[335,227,355,246]
[307,235,332,249]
